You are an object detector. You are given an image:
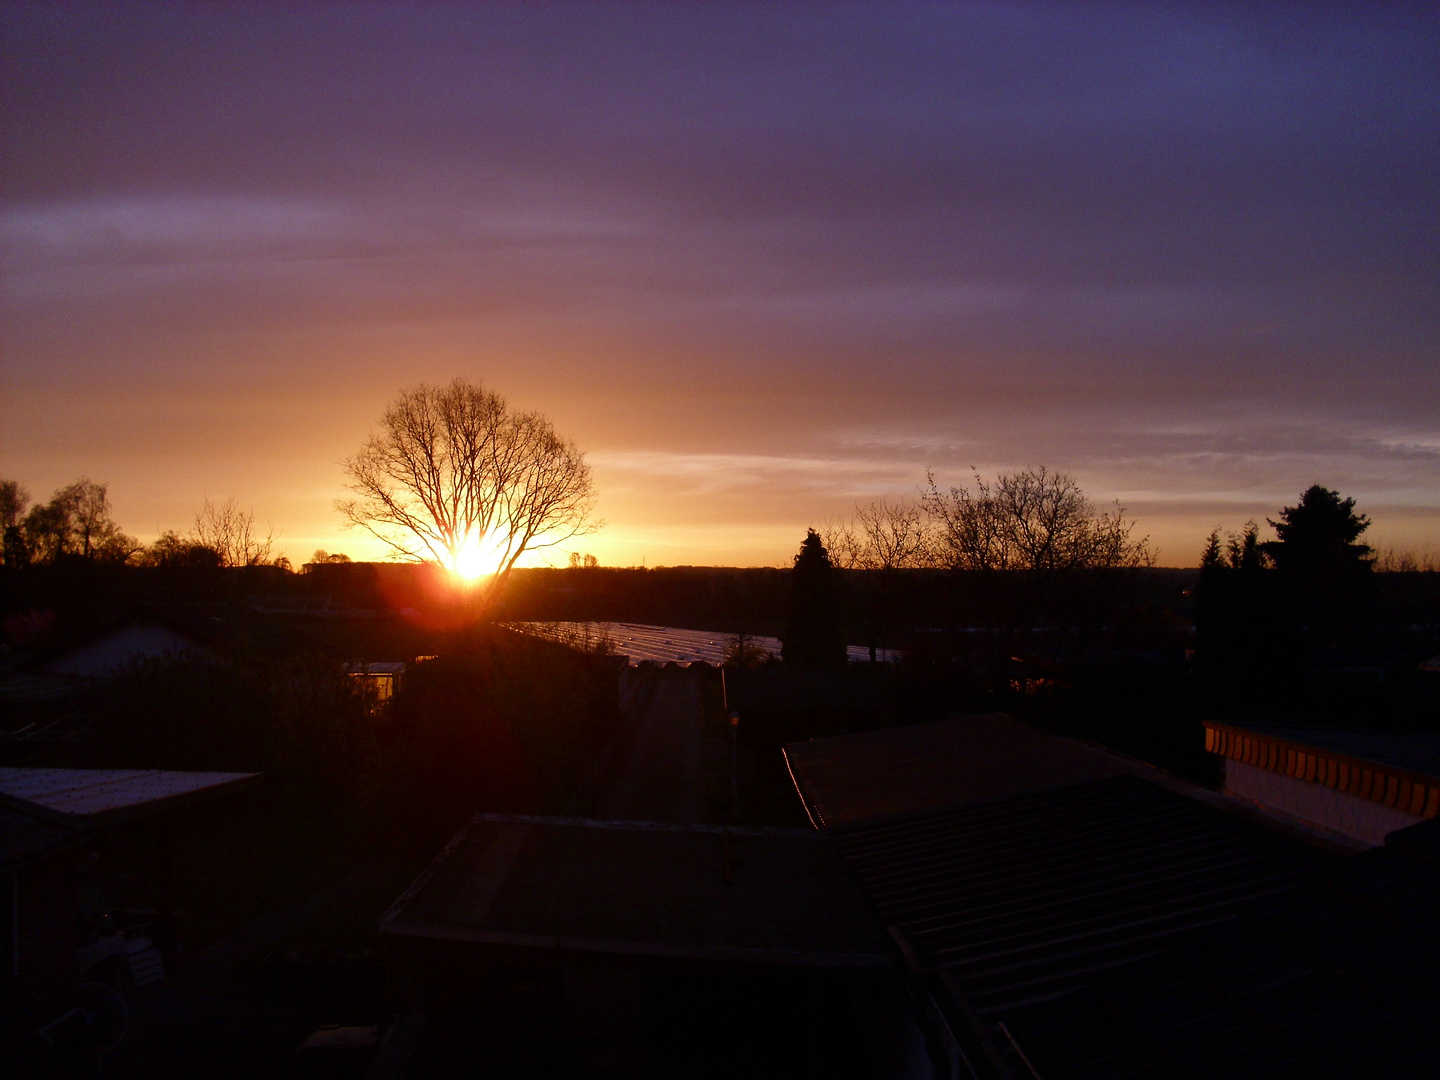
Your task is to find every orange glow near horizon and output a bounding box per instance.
[445,528,511,583]
[5,9,1439,581]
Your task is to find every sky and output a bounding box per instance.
[3,2,1438,568]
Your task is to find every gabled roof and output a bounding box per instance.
[27,601,446,673]
[38,620,210,678]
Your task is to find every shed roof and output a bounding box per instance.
[381,814,893,969]
[0,792,92,870]
[784,713,1142,829]
[0,767,262,825]
[511,621,896,666]
[832,774,1332,1017]
[995,815,1440,1079]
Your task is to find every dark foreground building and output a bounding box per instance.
[380,814,912,1077]
[785,714,1440,1079]
[373,710,1440,1078]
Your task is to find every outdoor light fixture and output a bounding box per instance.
[728,709,740,820]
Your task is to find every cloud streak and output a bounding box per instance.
[2,4,1437,566]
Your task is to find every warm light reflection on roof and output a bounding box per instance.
[511,621,897,665]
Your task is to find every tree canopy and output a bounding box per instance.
[1196,485,1379,694]
[0,478,137,566]
[1266,484,1373,573]
[922,467,1152,574]
[782,529,846,667]
[339,378,599,604]
[823,497,931,570]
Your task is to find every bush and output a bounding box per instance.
[385,627,623,834]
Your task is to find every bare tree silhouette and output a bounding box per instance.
[192,496,275,567]
[823,497,933,570]
[922,467,1151,575]
[339,378,599,603]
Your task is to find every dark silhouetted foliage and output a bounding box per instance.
[5,478,138,565]
[1266,485,1373,569]
[139,530,225,570]
[1266,485,1375,660]
[1194,520,1274,688]
[782,530,846,668]
[385,628,623,837]
[1187,488,1437,730]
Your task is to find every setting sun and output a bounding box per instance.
[447,529,509,583]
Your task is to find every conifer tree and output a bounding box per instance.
[782,529,846,667]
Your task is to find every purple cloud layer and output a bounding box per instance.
[3,3,1437,565]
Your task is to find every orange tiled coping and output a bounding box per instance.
[1204,721,1440,819]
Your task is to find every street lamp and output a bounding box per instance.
[728,709,740,821]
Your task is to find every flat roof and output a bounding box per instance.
[0,767,262,825]
[784,713,1143,829]
[382,814,894,969]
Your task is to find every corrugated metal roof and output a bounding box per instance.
[511,622,896,665]
[996,817,1440,1079]
[833,775,1333,1016]
[785,713,1142,829]
[0,767,262,824]
[783,715,1434,1076]
[382,814,894,968]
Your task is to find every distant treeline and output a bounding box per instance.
[302,561,1201,640]
[0,553,1201,663]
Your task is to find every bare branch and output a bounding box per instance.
[338,378,601,605]
[192,497,275,567]
[923,467,1151,573]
